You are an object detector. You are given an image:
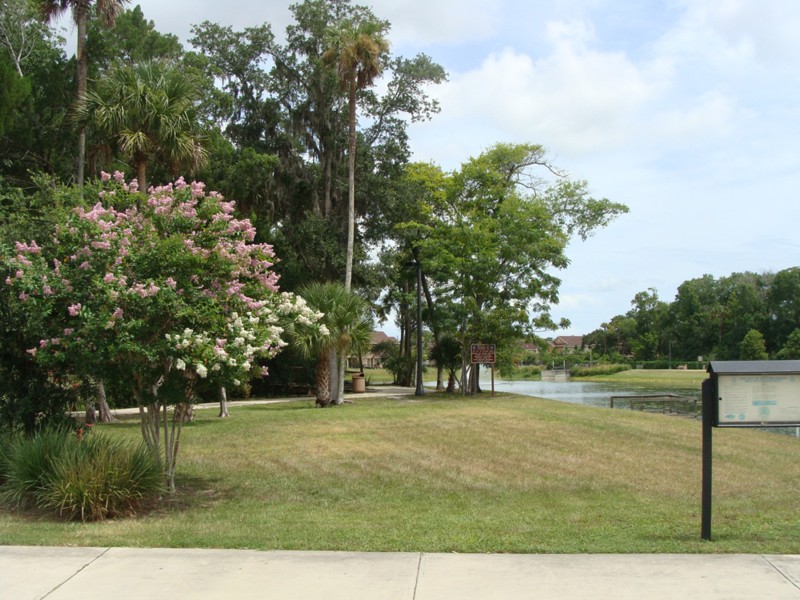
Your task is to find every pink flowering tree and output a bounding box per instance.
[4,173,322,492]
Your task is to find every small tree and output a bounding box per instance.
[4,174,321,491]
[776,328,800,360]
[289,282,373,406]
[739,329,769,361]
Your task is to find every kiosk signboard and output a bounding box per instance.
[709,361,800,427]
[702,360,800,540]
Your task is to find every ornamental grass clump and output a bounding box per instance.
[1,426,164,521]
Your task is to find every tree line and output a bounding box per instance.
[581,269,800,365]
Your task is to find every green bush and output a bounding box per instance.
[1,426,164,521]
[569,364,630,377]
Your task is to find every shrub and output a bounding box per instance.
[569,364,630,377]
[1,426,164,521]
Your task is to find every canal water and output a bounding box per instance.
[484,378,700,411]
[483,377,800,437]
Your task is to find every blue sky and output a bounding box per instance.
[58,1,800,337]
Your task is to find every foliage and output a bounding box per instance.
[1,425,163,521]
[288,282,372,406]
[2,175,322,490]
[0,20,73,185]
[568,364,630,377]
[739,329,769,360]
[587,269,797,364]
[75,60,208,191]
[85,4,183,74]
[776,328,800,360]
[428,334,462,391]
[388,144,627,392]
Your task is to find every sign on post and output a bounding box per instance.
[701,360,800,541]
[470,344,496,396]
[470,344,496,364]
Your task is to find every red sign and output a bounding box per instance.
[470,344,496,364]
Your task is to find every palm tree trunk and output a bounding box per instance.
[75,6,88,187]
[344,77,357,292]
[315,354,331,407]
[136,158,147,192]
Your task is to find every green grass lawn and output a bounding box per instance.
[574,368,708,389]
[1,392,798,553]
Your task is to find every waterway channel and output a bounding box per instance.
[482,377,800,437]
[484,378,700,413]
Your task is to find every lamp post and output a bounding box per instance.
[406,258,425,396]
[414,259,425,396]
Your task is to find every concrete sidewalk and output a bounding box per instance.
[2,547,799,600]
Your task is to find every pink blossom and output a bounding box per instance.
[68,303,82,316]
[4,277,12,285]
[112,307,124,319]
[190,180,205,197]
[42,285,53,296]
[26,348,37,357]
[165,277,177,288]
[260,366,269,377]
[113,170,125,182]
[15,270,23,278]
[79,261,91,270]
[100,171,111,182]
[63,328,74,336]
[103,273,116,283]
[18,292,28,301]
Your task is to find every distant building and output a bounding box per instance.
[550,335,584,353]
[349,331,399,369]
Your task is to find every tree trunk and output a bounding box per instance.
[218,386,229,418]
[328,349,340,404]
[344,77,357,292]
[136,158,148,193]
[315,353,331,407]
[96,380,116,423]
[333,351,346,405]
[75,8,88,187]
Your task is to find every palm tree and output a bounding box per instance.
[322,17,389,292]
[74,60,207,191]
[39,0,129,186]
[290,282,373,407]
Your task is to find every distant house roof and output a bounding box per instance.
[371,331,398,345]
[552,335,584,349]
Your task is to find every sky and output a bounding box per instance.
[57,0,800,338]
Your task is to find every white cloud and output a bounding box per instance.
[382,0,503,47]
[422,19,665,156]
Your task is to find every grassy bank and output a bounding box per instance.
[1,393,798,553]
[573,368,708,390]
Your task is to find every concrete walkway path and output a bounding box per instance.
[2,546,799,600]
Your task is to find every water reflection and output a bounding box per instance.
[483,378,800,437]
[484,378,699,411]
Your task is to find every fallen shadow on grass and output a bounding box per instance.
[149,474,233,515]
